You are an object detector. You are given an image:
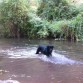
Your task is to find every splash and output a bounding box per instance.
[39,52,81,65]
[0,80,20,83]
[0,47,37,58]
[0,46,83,65]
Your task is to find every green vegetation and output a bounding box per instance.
[37,0,79,20]
[0,0,29,38]
[49,13,83,41]
[0,0,83,41]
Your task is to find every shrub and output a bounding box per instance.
[0,0,29,38]
[48,12,83,41]
[37,0,79,21]
[28,13,50,38]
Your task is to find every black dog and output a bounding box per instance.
[36,45,54,57]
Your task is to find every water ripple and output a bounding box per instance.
[0,47,83,65]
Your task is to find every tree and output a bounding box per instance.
[0,0,29,38]
[37,0,79,21]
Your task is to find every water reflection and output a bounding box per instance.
[0,58,83,83]
[0,39,83,83]
[0,44,83,65]
[0,39,83,63]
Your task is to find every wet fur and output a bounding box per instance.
[36,45,54,57]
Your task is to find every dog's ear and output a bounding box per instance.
[47,46,54,51]
[48,46,54,49]
[51,46,53,48]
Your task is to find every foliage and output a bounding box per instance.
[78,3,83,12]
[28,13,50,38]
[0,0,83,41]
[71,12,83,40]
[48,20,67,38]
[48,12,83,41]
[37,0,79,21]
[0,0,29,38]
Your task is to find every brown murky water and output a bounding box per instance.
[0,39,83,83]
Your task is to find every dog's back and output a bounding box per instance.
[36,45,54,57]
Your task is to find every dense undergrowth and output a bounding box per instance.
[0,0,83,41]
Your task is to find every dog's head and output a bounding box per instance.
[47,46,54,54]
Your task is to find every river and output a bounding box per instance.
[0,39,83,83]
